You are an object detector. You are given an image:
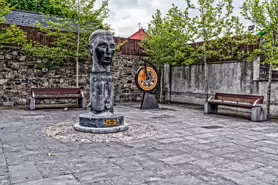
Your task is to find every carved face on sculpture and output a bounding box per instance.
[89,30,116,66]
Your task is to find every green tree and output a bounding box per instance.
[186,0,245,102]
[7,0,67,15]
[142,1,246,103]
[241,0,278,120]
[141,4,196,67]
[0,0,11,23]
[0,24,28,46]
[0,0,28,46]
[140,5,197,103]
[24,0,109,87]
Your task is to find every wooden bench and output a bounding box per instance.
[28,88,86,110]
[204,93,267,122]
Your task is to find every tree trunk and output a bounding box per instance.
[266,30,277,120]
[204,54,209,102]
[76,30,80,88]
[266,64,272,120]
[76,0,80,88]
[160,67,163,103]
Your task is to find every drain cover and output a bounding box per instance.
[201,125,223,129]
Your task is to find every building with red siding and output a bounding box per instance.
[129,28,147,40]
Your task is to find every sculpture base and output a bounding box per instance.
[74,122,128,134]
[140,92,159,110]
[74,113,128,134]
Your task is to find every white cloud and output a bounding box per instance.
[96,0,252,38]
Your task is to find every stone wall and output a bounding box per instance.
[163,61,278,115]
[0,46,144,105]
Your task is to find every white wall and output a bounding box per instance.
[164,61,278,116]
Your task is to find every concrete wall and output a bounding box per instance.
[164,61,278,115]
[0,46,144,105]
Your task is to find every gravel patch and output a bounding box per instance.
[43,121,157,143]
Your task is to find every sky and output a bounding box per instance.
[96,0,251,38]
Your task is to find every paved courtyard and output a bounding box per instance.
[1,103,278,185]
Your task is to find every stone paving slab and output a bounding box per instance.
[0,155,6,167]
[160,153,197,165]
[35,160,72,178]
[8,162,42,184]
[1,103,278,184]
[14,175,80,185]
[0,167,9,185]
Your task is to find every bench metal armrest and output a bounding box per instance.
[208,96,214,101]
[253,99,261,106]
[80,90,85,97]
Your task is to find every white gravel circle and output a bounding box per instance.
[43,121,157,143]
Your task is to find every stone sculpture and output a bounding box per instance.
[89,30,115,115]
[74,30,128,133]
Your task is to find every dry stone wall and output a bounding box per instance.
[0,46,144,105]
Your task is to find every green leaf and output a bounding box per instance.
[258,31,266,37]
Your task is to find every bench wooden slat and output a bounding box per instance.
[35,96,81,99]
[35,91,80,94]
[209,101,253,109]
[32,88,81,94]
[215,93,264,104]
[31,88,81,91]
[35,92,81,95]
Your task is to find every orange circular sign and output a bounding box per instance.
[136,67,158,92]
